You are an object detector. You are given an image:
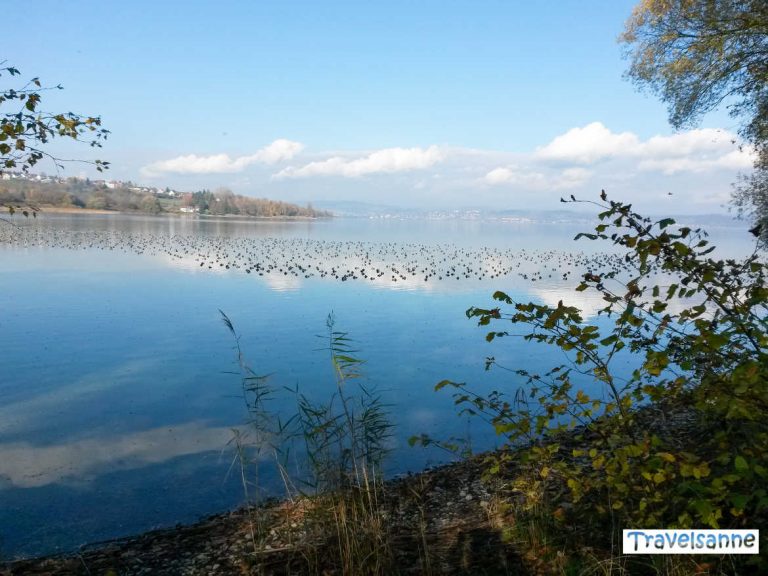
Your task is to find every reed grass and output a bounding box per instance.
[219,310,726,575]
[221,310,398,574]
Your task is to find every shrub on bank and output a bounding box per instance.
[432,193,767,574]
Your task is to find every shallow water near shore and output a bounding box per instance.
[0,213,755,558]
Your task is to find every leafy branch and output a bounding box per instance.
[1,62,109,218]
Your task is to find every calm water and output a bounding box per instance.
[0,213,755,557]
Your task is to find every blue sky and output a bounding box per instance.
[5,0,752,213]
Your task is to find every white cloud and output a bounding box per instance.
[484,165,592,190]
[127,124,753,213]
[534,122,753,174]
[255,139,306,163]
[715,147,756,169]
[638,129,728,158]
[141,139,304,176]
[535,122,639,164]
[560,167,593,187]
[638,143,756,174]
[274,146,443,179]
[484,166,542,186]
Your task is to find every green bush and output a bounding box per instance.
[434,193,767,569]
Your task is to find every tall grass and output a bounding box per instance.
[221,310,396,574]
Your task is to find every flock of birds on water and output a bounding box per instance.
[0,223,642,289]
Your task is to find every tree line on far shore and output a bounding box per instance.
[0,176,331,218]
[183,188,331,218]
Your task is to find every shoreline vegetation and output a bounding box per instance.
[0,173,332,219]
[0,448,511,575]
[19,204,330,220]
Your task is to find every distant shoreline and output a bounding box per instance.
[31,205,333,220]
[34,206,116,215]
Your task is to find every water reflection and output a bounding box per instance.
[2,217,625,295]
[0,359,160,436]
[0,214,756,557]
[531,277,710,320]
[0,422,237,488]
[531,285,608,319]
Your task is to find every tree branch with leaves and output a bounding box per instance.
[620,0,768,244]
[1,62,109,219]
[424,192,767,572]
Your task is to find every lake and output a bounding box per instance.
[0,212,755,558]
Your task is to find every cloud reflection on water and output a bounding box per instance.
[530,285,608,319]
[0,422,238,489]
[3,220,618,296]
[0,359,161,436]
[530,278,707,320]
[148,241,599,296]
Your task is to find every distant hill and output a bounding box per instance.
[310,200,412,217]
[310,200,745,227]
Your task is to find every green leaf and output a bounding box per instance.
[435,379,460,391]
[658,218,675,229]
[730,494,749,510]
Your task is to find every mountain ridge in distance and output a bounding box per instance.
[310,200,747,228]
